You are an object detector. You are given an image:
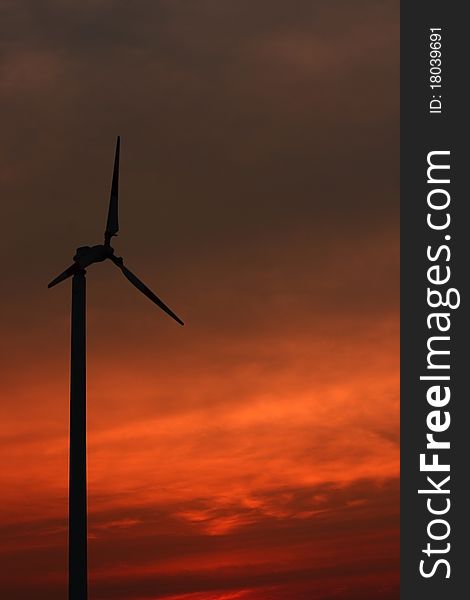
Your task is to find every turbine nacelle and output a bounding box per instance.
[73,244,114,268]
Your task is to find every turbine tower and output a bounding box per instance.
[49,137,184,600]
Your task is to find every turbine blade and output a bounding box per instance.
[104,136,120,244]
[48,263,79,288]
[110,256,184,325]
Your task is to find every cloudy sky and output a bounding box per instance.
[0,1,399,598]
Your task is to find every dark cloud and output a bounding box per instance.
[1,0,398,243]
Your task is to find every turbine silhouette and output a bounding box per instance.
[49,137,183,600]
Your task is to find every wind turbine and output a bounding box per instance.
[49,137,184,600]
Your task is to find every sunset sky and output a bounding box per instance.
[0,1,399,598]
